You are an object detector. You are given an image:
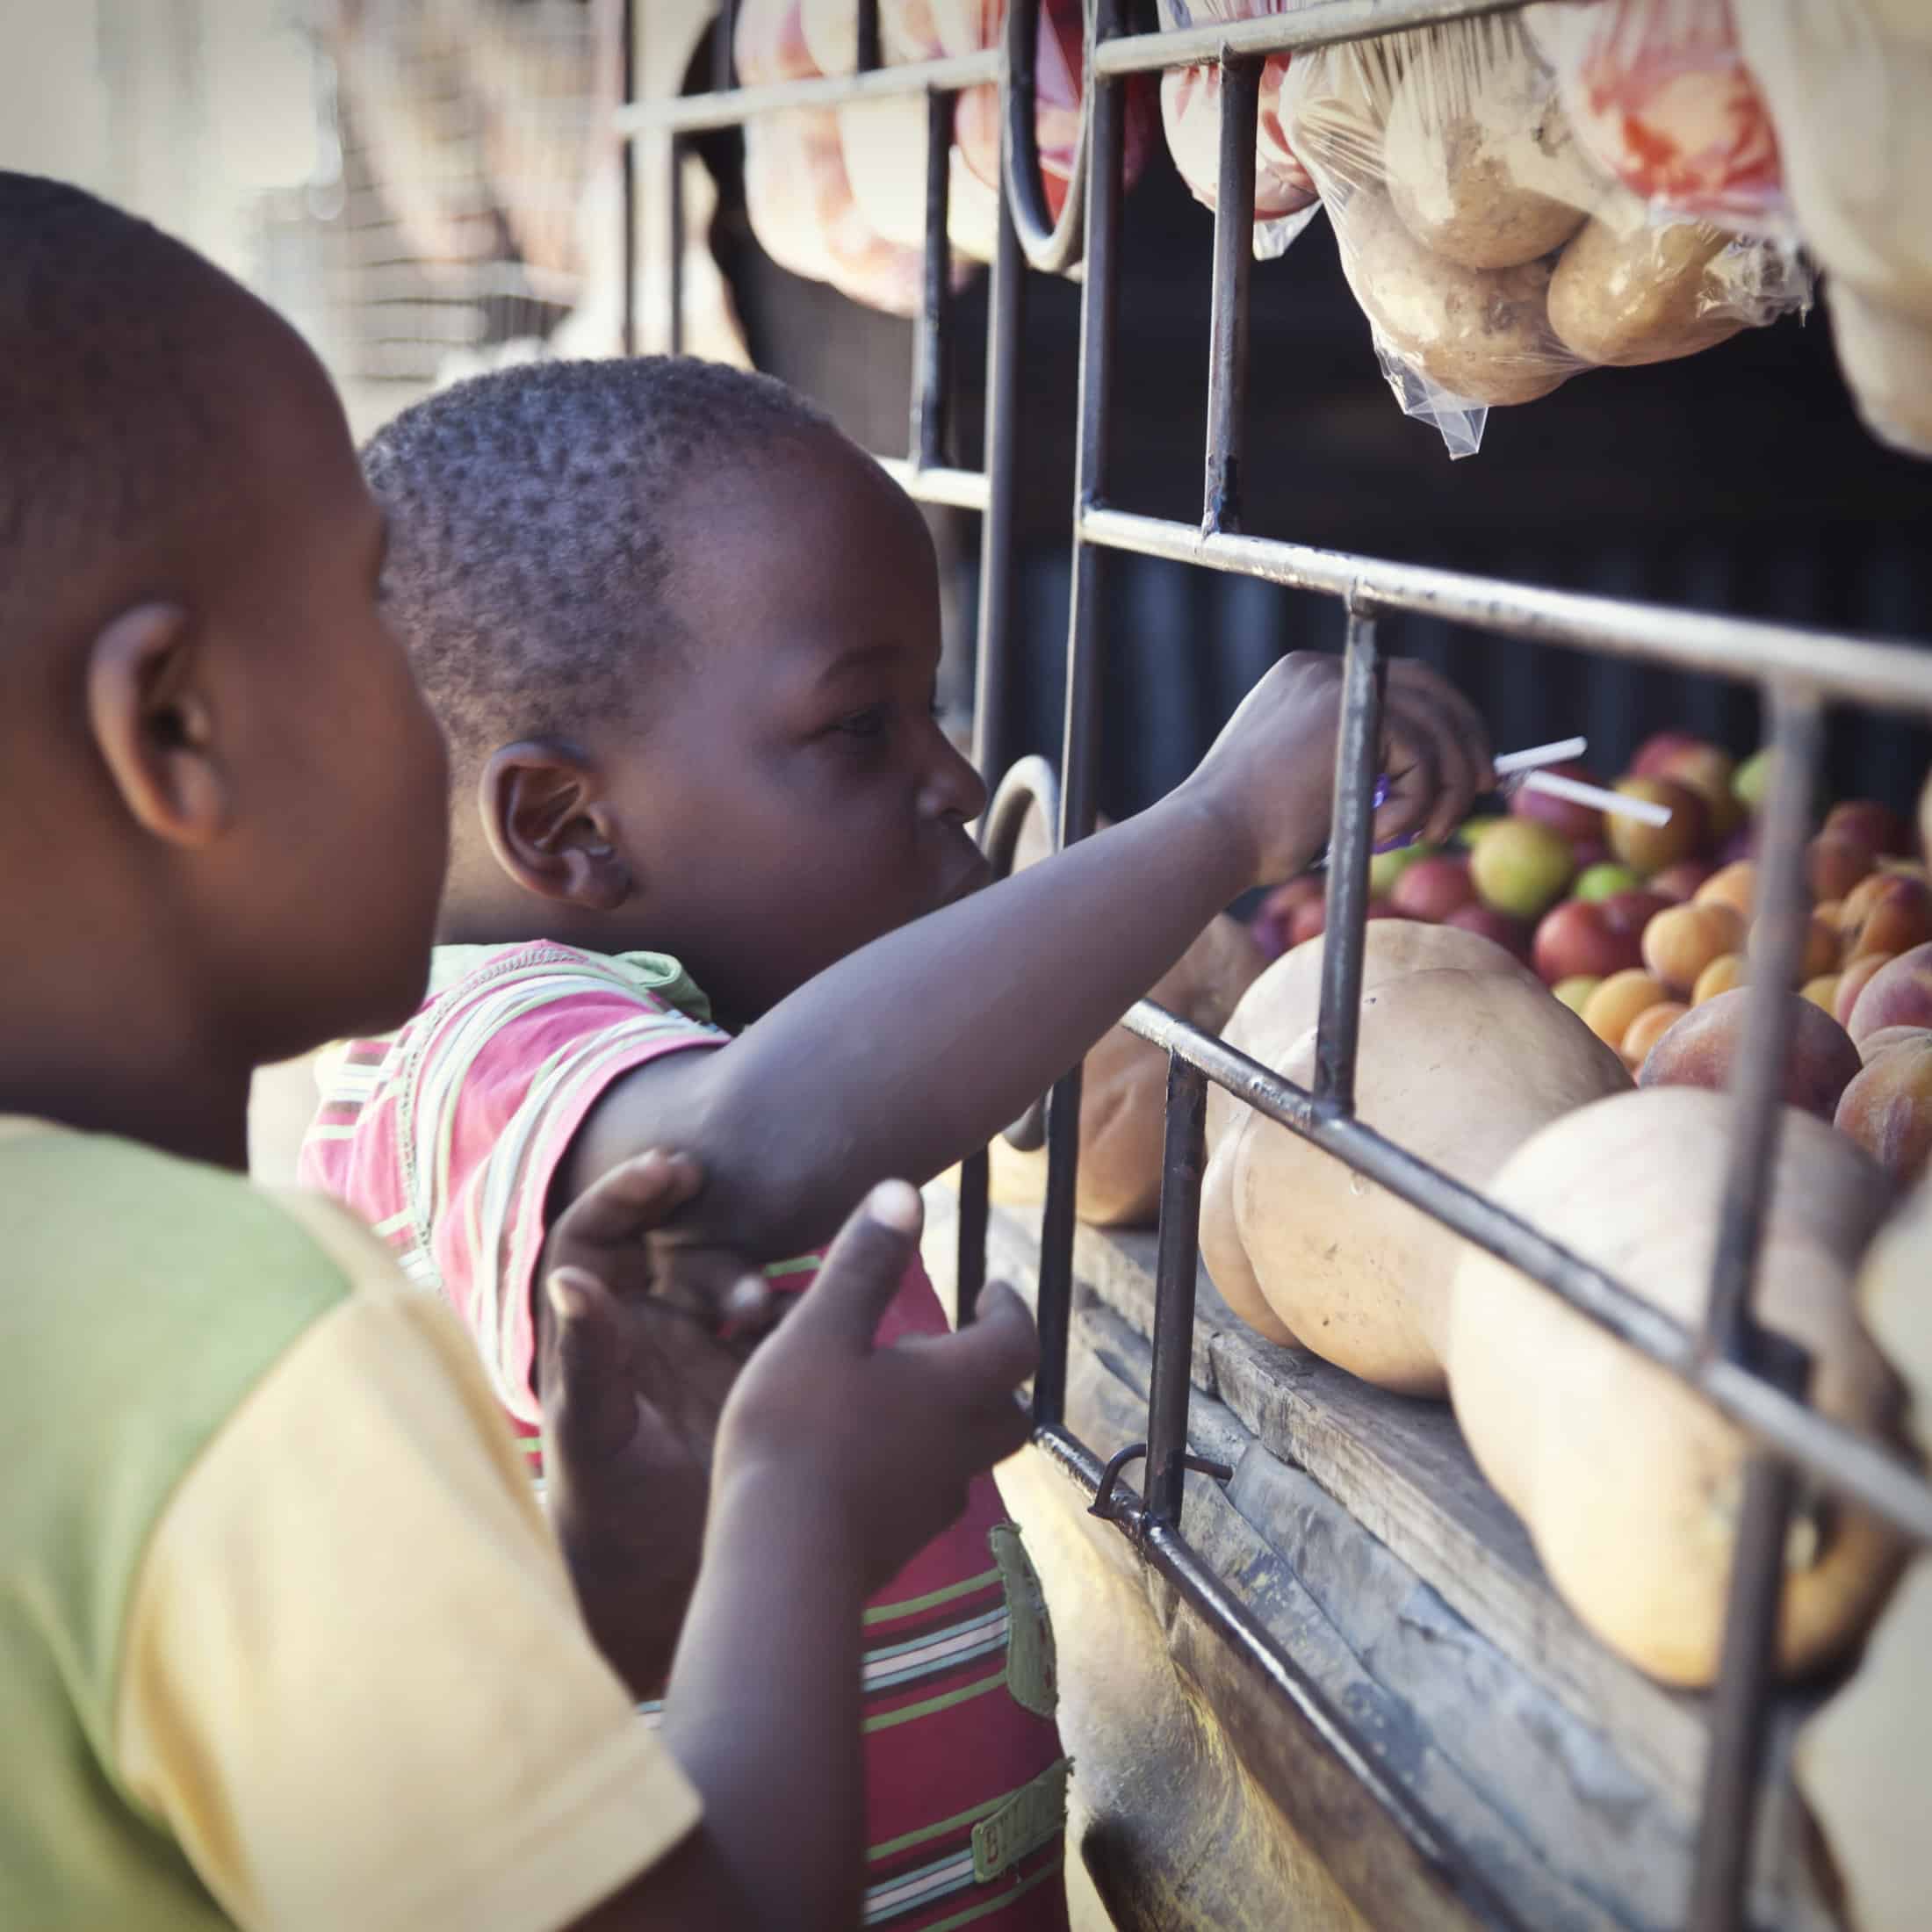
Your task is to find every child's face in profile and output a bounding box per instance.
[595,433,991,1027]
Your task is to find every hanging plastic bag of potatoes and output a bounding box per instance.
[1286,10,1811,457]
[1155,1,1320,260]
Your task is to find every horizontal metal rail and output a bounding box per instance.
[876,458,992,512]
[612,47,998,135]
[1080,505,1932,712]
[1092,0,1532,76]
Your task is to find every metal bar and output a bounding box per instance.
[1078,507,1932,717]
[971,174,1026,784]
[1032,1419,1521,1927]
[1315,611,1386,1112]
[874,459,991,512]
[955,1144,989,1325]
[614,48,1000,134]
[1119,998,1932,1547]
[855,0,882,76]
[1093,0,1528,76]
[912,88,955,472]
[1002,0,1089,274]
[711,1,736,93]
[1144,1058,1210,1526]
[1701,687,1825,1363]
[1202,56,1258,534]
[666,133,685,357]
[618,0,637,357]
[1034,0,1128,1434]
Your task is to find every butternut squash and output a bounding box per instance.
[1448,1087,1904,1686]
[1200,923,1628,1394]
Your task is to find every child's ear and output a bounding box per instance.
[480,741,633,912]
[85,603,231,847]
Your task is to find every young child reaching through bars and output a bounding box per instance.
[297,357,1493,1930]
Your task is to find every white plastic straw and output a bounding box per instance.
[1523,768,1673,826]
[1494,736,1587,777]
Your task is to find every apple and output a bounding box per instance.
[1455,815,1509,850]
[1553,975,1600,1017]
[1807,834,1876,905]
[1371,840,1436,899]
[1825,799,1913,859]
[1533,898,1646,984]
[1636,987,1863,1121]
[1569,839,1611,872]
[1390,854,1476,922]
[1847,942,1932,1047]
[1692,953,1747,1005]
[1843,876,1932,962]
[1734,746,1775,815]
[1648,859,1716,903]
[1581,969,1669,1052]
[1654,745,1743,840]
[1642,902,1747,996]
[1253,876,1324,961]
[1288,894,1329,949]
[1696,860,1756,922]
[1607,776,1710,876]
[1469,819,1575,922]
[1445,902,1533,962]
[1510,761,1608,844]
[1601,889,1674,938]
[1833,1029,1932,1182]
[1630,731,1707,777]
[1835,952,1895,1029]
[1575,861,1643,902]
[1622,1000,1689,1075]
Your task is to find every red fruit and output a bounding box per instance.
[1570,838,1611,872]
[1649,860,1716,903]
[1602,889,1675,937]
[1510,761,1608,845]
[1719,825,1758,866]
[1825,800,1914,859]
[1532,898,1647,985]
[1254,876,1324,961]
[1446,902,1532,962]
[1807,834,1876,905]
[1390,854,1477,922]
[1638,989,1863,1122]
[1630,732,1708,778]
[1288,896,1328,948]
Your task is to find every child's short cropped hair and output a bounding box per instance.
[363,357,835,786]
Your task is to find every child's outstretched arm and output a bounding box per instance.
[565,653,1492,1267]
[562,1181,1036,1931]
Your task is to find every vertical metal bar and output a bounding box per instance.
[666,132,686,357]
[970,160,1026,785]
[855,0,882,74]
[1314,609,1386,1113]
[712,0,736,93]
[1687,681,1825,1932]
[1202,55,1258,535]
[1144,1056,1209,1527]
[1034,0,1125,1433]
[912,87,954,470]
[618,0,637,357]
[955,1145,989,1326]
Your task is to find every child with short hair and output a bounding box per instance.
[299,357,1493,1928]
[0,172,1040,1932]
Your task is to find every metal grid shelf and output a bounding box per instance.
[622,5,1932,1927]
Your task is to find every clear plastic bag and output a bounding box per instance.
[1287,12,1810,456]
[1523,0,1788,235]
[1156,1,1318,260]
[1733,1,1932,459]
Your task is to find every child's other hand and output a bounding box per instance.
[541,1150,777,1694]
[715,1181,1037,1597]
[1182,651,1496,885]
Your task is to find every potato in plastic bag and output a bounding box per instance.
[1289,12,1808,456]
[1155,1,1318,260]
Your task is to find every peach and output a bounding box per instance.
[1880,859,1931,884]
[1582,969,1670,1052]
[1833,1029,1932,1182]
[1390,854,1476,922]
[1622,1000,1688,1073]
[1813,898,1844,935]
[1649,859,1716,903]
[1642,902,1747,996]
[1748,914,1840,984]
[1808,834,1876,905]
[1636,988,1863,1121]
[1838,869,1893,934]
[1532,898,1646,985]
[1510,761,1607,844]
[1630,731,1709,778]
[1847,942,1932,1047]
[1859,1025,1928,1065]
[1607,776,1711,876]
[1825,799,1914,859]
[1803,975,1842,1015]
[1692,953,1747,1005]
[1553,975,1600,1017]
[1835,952,1895,1029]
[1445,902,1532,962]
[1844,876,1932,962]
[1696,861,1757,923]
[1655,745,1744,839]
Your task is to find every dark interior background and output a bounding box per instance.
[685,18,1932,824]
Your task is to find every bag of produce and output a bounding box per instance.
[1287,11,1810,456]
[1523,0,1789,236]
[1155,1,1319,260]
[1732,1,1932,459]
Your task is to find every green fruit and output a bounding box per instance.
[1553,976,1601,1017]
[1575,861,1642,903]
[1734,748,1774,815]
[1470,819,1575,922]
[1455,815,1508,850]
[1370,840,1437,898]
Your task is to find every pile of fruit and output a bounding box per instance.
[1255,739,1932,1187]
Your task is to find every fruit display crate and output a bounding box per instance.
[616,4,1932,1928]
